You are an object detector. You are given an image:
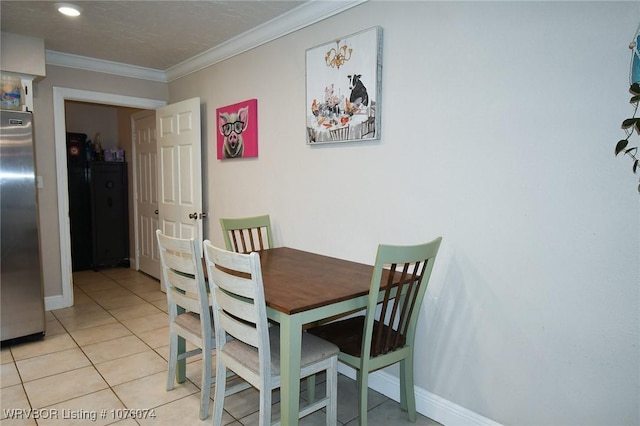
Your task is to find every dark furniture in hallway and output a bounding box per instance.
[67,133,129,270]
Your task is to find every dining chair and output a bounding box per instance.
[329,125,349,141]
[368,100,376,118]
[155,230,215,420]
[307,126,317,143]
[203,240,339,426]
[362,116,376,138]
[308,237,443,426]
[220,214,274,253]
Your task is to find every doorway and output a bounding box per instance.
[65,101,134,272]
[52,87,165,310]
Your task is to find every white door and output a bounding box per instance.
[156,98,205,290]
[133,110,160,279]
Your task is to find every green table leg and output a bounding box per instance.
[279,314,303,426]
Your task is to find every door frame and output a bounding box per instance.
[131,109,160,279]
[52,87,165,310]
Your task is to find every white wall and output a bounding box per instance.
[168,2,639,424]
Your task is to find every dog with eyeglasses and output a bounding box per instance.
[219,106,249,158]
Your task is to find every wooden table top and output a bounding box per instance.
[258,247,374,315]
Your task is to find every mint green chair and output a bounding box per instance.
[219,214,274,253]
[308,237,442,426]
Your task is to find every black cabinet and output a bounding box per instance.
[90,162,129,268]
[68,160,129,271]
[68,167,92,270]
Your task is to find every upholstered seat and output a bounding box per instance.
[309,316,406,357]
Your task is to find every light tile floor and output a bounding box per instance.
[1,267,441,426]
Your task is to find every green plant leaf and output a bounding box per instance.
[615,139,629,155]
[622,118,638,129]
[625,147,639,155]
[633,159,639,174]
[631,83,640,95]
[631,95,640,104]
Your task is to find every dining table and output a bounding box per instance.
[177,246,379,426]
[258,247,378,426]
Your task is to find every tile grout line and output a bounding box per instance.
[6,268,382,425]
[73,270,245,424]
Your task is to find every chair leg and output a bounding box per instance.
[259,380,272,426]
[212,362,227,426]
[399,358,407,411]
[176,335,186,383]
[167,332,178,391]
[199,346,212,420]
[399,358,416,422]
[326,357,338,426]
[307,374,316,403]
[356,371,368,426]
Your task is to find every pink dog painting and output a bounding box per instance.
[216,99,258,159]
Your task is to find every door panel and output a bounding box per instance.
[156,98,203,290]
[133,110,160,279]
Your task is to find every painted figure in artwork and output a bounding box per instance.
[348,74,369,107]
[219,106,249,158]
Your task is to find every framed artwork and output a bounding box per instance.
[216,98,258,159]
[305,26,382,145]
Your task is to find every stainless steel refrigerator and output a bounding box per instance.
[1,110,45,343]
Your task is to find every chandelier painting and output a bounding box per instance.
[325,39,352,69]
[305,27,383,145]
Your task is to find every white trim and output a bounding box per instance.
[131,114,140,273]
[46,51,167,82]
[44,1,366,83]
[130,109,156,278]
[164,0,367,82]
[44,294,66,312]
[52,87,165,310]
[337,364,502,426]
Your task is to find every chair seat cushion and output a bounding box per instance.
[174,312,203,336]
[221,326,338,376]
[307,316,406,357]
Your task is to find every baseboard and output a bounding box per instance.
[337,364,501,426]
[44,294,66,311]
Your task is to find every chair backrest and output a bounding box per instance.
[329,126,349,141]
[363,237,442,358]
[362,116,376,137]
[203,240,271,378]
[156,230,210,326]
[219,214,274,253]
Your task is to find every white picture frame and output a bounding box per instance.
[305,26,382,145]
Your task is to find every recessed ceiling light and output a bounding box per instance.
[56,3,82,17]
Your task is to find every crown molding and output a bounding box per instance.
[164,0,367,82]
[44,0,366,84]
[45,50,168,82]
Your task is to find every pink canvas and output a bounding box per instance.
[216,99,258,159]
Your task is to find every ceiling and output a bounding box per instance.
[0,1,324,73]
